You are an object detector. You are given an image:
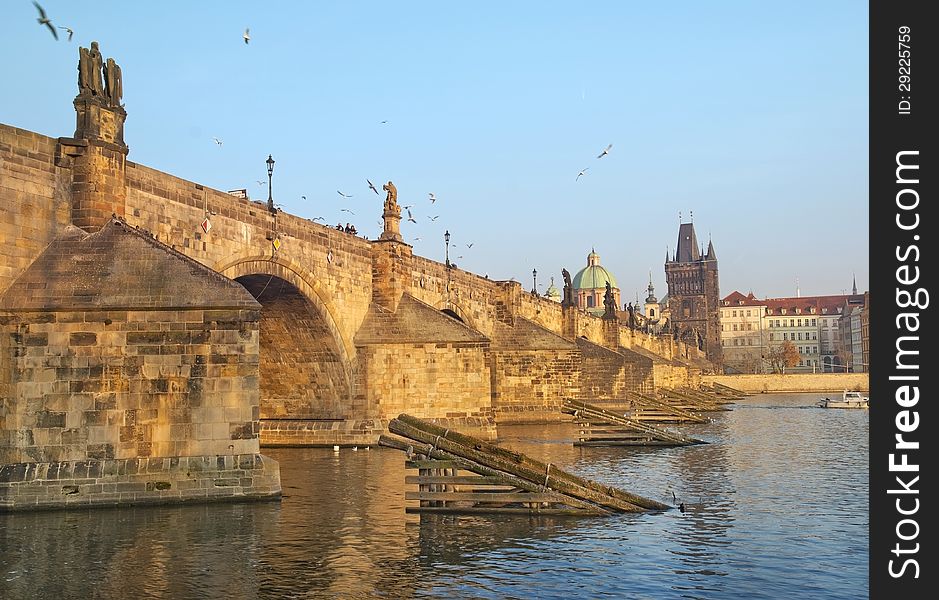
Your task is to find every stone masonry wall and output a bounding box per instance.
[490,349,580,423]
[358,342,492,423]
[703,373,869,393]
[0,125,70,293]
[0,308,262,464]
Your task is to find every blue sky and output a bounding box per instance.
[2,1,868,300]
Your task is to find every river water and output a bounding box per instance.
[0,394,868,599]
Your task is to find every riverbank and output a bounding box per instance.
[703,373,869,393]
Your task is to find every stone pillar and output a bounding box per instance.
[379,202,403,242]
[562,304,580,340]
[602,318,620,351]
[494,282,521,325]
[371,240,412,313]
[64,96,128,232]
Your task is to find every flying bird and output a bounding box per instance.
[256,180,265,186]
[428,192,437,203]
[337,190,353,198]
[380,120,389,124]
[33,2,57,39]
[407,209,416,223]
[301,195,307,200]
[466,243,474,248]
[367,179,379,195]
[576,167,589,181]
[312,216,325,222]
[58,26,74,42]
[428,215,439,221]
[597,144,612,159]
[243,28,250,44]
[340,208,355,215]
[212,137,223,146]
[413,237,422,242]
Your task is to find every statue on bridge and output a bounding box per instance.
[603,281,617,319]
[104,57,122,106]
[561,268,574,307]
[78,41,122,108]
[383,181,399,213]
[78,41,105,99]
[626,301,637,329]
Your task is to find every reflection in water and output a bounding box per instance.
[0,394,867,599]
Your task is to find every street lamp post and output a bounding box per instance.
[532,268,538,294]
[444,230,451,268]
[266,154,276,213]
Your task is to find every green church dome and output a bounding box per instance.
[572,249,618,290]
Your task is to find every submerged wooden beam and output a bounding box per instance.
[379,433,613,515]
[563,399,707,447]
[391,414,669,511]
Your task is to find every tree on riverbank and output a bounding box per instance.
[766,341,800,373]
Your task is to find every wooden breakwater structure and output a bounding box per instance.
[563,399,707,447]
[660,387,735,413]
[625,392,710,424]
[379,414,670,516]
[707,382,751,399]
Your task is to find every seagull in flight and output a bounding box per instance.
[243,28,250,44]
[428,192,437,204]
[428,215,439,221]
[466,243,474,248]
[576,167,589,181]
[337,190,353,198]
[58,26,74,42]
[597,144,612,159]
[301,195,307,200]
[256,180,265,186]
[413,237,422,242]
[212,137,223,146]
[312,216,325,222]
[380,120,389,124]
[340,208,355,215]
[33,2,57,39]
[367,179,379,195]
[407,209,416,223]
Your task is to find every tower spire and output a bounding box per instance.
[852,274,858,295]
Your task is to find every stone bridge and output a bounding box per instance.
[0,61,707,509]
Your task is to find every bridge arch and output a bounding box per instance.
[215,254,353,363]
[216,255,354,419]
[433,300,478,332]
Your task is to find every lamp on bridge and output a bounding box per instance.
[266,154,276,213]
[532,268,538,294]
[444,230,451,268]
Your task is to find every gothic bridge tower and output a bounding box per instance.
[664,221,722,367]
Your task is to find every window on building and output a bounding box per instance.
[746,310,751,317]
[732,310,737,317]
[812,333,817,340]
[811,319,817,326]
[775,319,780,327]
[734,339,739,346]
[797,319,802,327]
[798,333,803,340]
[783,333,788,340]
[650,308,655,317]
[733,324,738,331]
[769,333,774,341]
[747,338,753,346]
[790,319,795,327]
[587,296,594,308]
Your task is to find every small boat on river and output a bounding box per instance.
[817,390,869,409]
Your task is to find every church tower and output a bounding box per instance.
[665,221,721,367]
